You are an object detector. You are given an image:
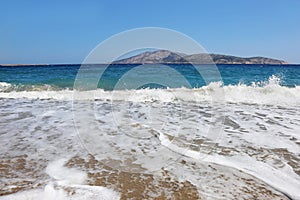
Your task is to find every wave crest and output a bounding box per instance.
[0,75,299,105]
[0,82,61,92]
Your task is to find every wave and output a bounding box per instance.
[0,76,299,105]
[0,82,61,92]
[0,82,12,91]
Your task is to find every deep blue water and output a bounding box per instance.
[0,64,299,91]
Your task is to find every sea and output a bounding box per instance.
[0,64,299,200]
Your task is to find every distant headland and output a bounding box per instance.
[114,50,288,65]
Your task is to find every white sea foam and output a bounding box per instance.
[0,82,12,92]
[0,159,120,200]
[0,77,299,106]
[45,159,87,185]
[158,132,300,200]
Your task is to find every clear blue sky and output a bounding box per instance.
[1,0,299,64]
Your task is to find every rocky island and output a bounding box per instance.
[114,50,288,65]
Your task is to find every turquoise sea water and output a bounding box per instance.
[0,64,299,91]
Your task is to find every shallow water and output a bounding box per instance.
[0,92,299,199]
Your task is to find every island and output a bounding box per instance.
[114,50,288,65]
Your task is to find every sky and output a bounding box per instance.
[0,0,299,64]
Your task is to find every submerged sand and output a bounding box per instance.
[0,154,290,200]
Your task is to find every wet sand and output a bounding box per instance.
[0,154,290,200]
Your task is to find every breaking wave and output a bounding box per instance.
[0,75,299,105]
